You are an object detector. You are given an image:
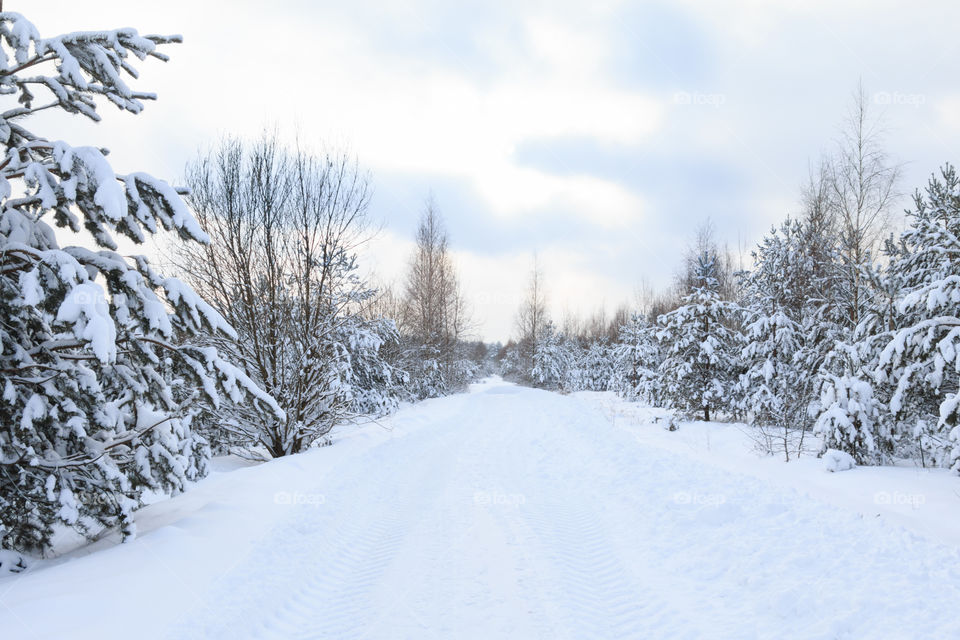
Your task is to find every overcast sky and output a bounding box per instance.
[26,0,960,341]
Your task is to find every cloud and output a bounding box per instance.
[936,97,960,134]
[25,0,960,341]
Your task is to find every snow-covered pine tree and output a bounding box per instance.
[342,316,407,417]
[575,340,616,392]
[612,312,661,404]
[656,251,741,421]
[531,321,572,391]
[793,167,847,422]
[741,220,814,460]
[814,238,905,464]
[402,340,448,400]
[0,13,281,552]
[497,340,524,382]
[876,164,960,471]
[815,369,881,463]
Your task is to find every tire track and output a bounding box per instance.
[473,392,676,640]
[256,510,409,639]
[171,418,469,640]
[517,497,675,639]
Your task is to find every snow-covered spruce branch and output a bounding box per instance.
[1,415,177,470]
[0,12,280,554]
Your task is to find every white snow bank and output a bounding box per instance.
[577,391,960,548]
[823,448,856,472]
[0,549,29,575]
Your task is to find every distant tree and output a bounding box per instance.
[575,340,616,392]
[613,312,662,404]
[531,321,573,391]
[470,341,488,362]
[515,254,548,376]
[497,340,524,381]
[400,198,470,397]
[607,304,632,342]
[657,252,741,421]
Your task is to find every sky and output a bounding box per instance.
[24,0,960,342]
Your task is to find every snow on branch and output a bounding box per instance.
[0,11,280,553]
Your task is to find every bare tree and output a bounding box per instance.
[676,220,738,302]
[515,254,549,366]
[401,198,470,394]
[828,82,901,327]
[608,303,632,341]
[170,132,386,458]
[561,306,584,338]
[364,281,405,330]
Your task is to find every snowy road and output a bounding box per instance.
[5,378,960,639]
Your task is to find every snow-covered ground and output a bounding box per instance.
[582,392,960,549]
[3,378,960,639]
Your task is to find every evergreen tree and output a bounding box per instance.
[815,370,882,463]
[575,340,616,392]
[0,13,279,552]
[531,321,572,391]
[814,241,903,464]
[741,220,816,459]
[793,172,847,422]
[612,312,662,404]
[342,316,408,417]
[876,164,960,471]
[656,252,741,421]
[497,340,524,382]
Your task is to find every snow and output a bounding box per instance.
[17,268,42,306]
[0,550,29,576]
[55,281,117,363]
[125,172,210,242]
[586,391,960,547]
[3,380,960,639]
[823,448,856,472]
[56,144,126,221]
[162,277,234,338]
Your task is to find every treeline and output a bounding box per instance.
[503,88,960,472]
